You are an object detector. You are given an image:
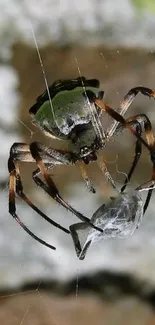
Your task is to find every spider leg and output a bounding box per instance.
[120,113,155,193]
[97,158,118,191]
[69,222,91,260]
[123,113,155,207]
[119,115,153,214]
[86,90,106,147]
[8,157,57,250]
[29,142,103,232]
[31,151,96,194]
[95,100,155,213]
[77,161,96,193]
[9,142,102,233]
[79,239,92,260]
[117,113,155,215]
[94,99,153,152]
[106,86,155,139]
[86,89,117,189]
[70,202,107,259]
[90,90,118,191]
[89,102,106,146]
[120,121,142,193]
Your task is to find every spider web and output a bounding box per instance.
[0,280,62,324]
[1,1,155,324]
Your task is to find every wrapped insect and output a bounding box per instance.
[70,190,144,260]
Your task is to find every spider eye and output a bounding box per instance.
[81,146,89,156]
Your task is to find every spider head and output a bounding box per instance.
[79,145,98,165]
[82,149,97,164]
[69,124,101,163]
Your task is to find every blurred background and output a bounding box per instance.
[1,0,155,324]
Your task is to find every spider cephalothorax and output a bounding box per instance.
[8,76,155,251]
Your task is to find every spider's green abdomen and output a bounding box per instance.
[33,86,99,138]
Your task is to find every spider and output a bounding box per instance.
[8,76,155,250]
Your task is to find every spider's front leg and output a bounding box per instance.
[106,86,155,139]
[120,121,142,193]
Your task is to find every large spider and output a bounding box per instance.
[8,76,155,250]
